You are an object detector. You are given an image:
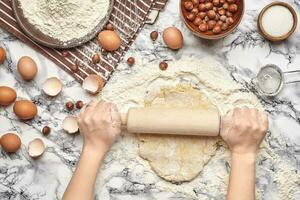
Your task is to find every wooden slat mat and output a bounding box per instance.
[0,0,168,83]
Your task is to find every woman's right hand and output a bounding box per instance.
[220,107,269,155]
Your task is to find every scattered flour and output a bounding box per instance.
[19,0,110,42]
[99,56,299,199]
[274,162,300,199]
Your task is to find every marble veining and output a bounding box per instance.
[1,0,300,199]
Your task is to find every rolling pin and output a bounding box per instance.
[121,107,220,136]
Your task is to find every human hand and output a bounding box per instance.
[220,107,269,155]
[78,100,122,153]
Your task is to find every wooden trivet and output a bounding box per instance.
[0,0,168,83]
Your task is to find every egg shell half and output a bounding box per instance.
[28,138,45,158]
[82,74,105,94]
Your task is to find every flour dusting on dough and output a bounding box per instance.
[101,56,299,199]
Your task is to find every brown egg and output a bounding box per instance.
[17,56,38,81]
[0,47,6,64]
[0,133,21,153]
[13,100,37,120]
[98,30,121,51]
[163,27,184,50]
[0,86,17,106]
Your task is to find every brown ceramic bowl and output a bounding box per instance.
[258,1,298,42]
[180,0,244,40]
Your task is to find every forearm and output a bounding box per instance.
[227,153,256,200]
[63,145,107,200]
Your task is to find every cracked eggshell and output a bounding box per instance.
[82,74,105,95]
[42,77,63,96]
[62,116,79,134]
[28,138,45,158]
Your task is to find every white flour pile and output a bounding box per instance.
[19,0,109,42]
[99,56,299,199]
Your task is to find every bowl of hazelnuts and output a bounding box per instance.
[180,0,244,40]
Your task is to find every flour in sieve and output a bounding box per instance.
[19,0,109,42]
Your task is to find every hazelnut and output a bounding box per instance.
[192,0,200,5]
[204,16,209,22]
[221,23,229,31]
[66,101,74,111]
[223,3,229,10]
[226,11,233,17]
[159,61,168,71]
[220,0,225,3]
[213,7,218,12]
[193,17,203,26]
[186,13,196,21]
[227,0,236,4]
[215,14,220,21]
[92,53,100,64]
[226,17,234,25]
[198,3,206,12]
[184,1,194,11]
[217,20,223,26]
[42,126,51,136]
[220,15,227,22]
[199,0,205,2]
[69,64,79,72]
[207,10,216,19]
[191,7,199,15]
[199,23,208,32]
[205,2,213,10]
[228,4,238,13]
[150,31,158,41]
[212,25,222,34]
[218,9,226,15]
[106,23,114,31]
[62,51,69,57]
[127,57,135,66]
[212,0,220,6]
[198,12,206,19]
[207,20,217,30]
[76,100,84,109]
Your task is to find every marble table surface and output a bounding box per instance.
[0,0,300,199]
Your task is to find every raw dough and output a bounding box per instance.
[138,85,219,182]
[101,57,299,198]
